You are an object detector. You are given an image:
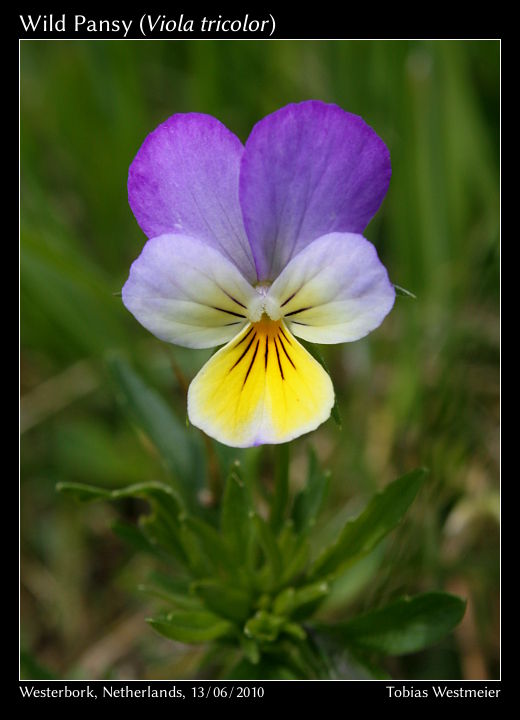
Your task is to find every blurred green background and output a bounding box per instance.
[20,40,499,680]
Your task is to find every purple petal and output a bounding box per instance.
[128,113,257,282]
[239,101,391,281]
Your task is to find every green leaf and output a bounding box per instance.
[138,584,203,611]
[106,354,201,504]
[191,580,252,622]
[270,443,290,532]
[57,480,187,564]
[292,446,331,536]
[273,581,330,618]
[111,519,160,556]
[316,546,385,614]
[283,622,307,641]
[144,571,193,596]
[227,657,301,680]
[280,538,311,585]
[147,611,234,644]
[244,611,286,643]
[313,592,466,656]
[221,467,253,566]
[183,517,237,578]
[306,631,390,679]
[239,635,261,665]
[140,513,187,566]
[56,480,182,510]
[252,514,283,588]
[176,523,213,577]
[310,468,428,580]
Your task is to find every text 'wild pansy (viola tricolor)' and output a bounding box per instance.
[122,101,395,447]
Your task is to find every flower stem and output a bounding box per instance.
[270,443,290,532]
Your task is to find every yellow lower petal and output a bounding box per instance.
[187,318,335,447]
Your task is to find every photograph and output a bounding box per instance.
[20,37,500,685]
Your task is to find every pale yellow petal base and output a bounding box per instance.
[187,318,335,448]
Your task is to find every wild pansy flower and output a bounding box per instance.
[122,101,395,448]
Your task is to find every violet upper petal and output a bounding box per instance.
[128,113,257,282]
[239,100,391,281]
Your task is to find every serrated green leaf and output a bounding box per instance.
[313,592,466,656]
[106,354,201,504]
[221,468,253,566]
[292,446,331,536]
[192,579,252,622]
[57,480,182,510]
[310,468,428,580]
[57,480,187,565]
[147,611,234,644]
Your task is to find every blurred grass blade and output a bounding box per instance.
[310,468,428,580]
[292,446,331,536]
[106,354,200,505]
[21,227,130,361]
[147,611,234,644]
[313,592,466,655]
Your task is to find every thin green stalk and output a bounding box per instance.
[270,443,290,533]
